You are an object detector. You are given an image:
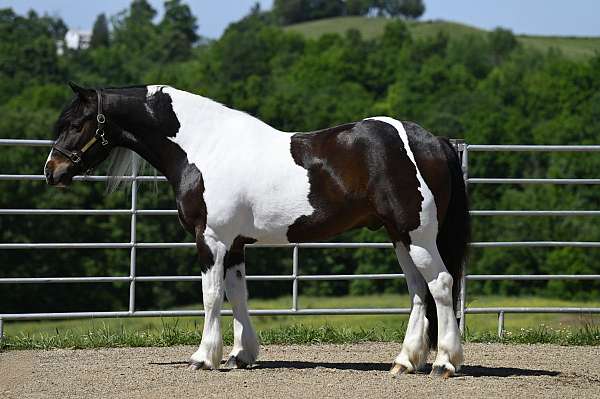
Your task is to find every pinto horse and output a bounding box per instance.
[44,83,469,377]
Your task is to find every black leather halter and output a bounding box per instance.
[52,89,109,169]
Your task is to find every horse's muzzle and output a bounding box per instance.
[44,159,72,187]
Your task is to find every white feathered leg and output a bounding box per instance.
[224,262,259,368]
[390,242,430,376]
[189,235,226,370]
[410,241,463,377]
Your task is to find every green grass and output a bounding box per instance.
[2,322,599,351]
[2,295,599,350]
[284,17,600,60]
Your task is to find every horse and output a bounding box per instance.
[44,82,469,377]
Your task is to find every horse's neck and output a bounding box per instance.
[162,86,281,143]
[158,87,285,170]
[110,86,282,187]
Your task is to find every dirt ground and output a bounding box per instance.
[1,343,599,399]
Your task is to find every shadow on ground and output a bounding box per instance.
[256,361,560,377]
[149,360,560,377]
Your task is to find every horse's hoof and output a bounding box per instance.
[389,363,408,377]
[223,355,249,369]
[188,360,212,371]
[430,365,454,379]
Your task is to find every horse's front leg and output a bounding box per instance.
[224,262,259,368]
[189,232,226,370]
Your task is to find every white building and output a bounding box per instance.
[57,29,92,55]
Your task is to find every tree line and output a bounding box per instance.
[272,0,426,25]
[1,1,599,314]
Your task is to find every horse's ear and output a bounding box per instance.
[68,81,94,100]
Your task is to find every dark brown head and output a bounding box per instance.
[44,82,117,187]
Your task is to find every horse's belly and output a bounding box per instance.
[202,160,315,244]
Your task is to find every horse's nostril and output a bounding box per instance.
[45,167,54,184]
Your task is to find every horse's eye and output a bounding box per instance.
[71,122,82,130]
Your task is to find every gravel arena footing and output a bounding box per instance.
[2,343,600,398]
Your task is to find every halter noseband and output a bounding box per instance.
[52,89,109,170]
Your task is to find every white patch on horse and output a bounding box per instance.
[146,85,164,97]
[160,87,315,246]
[144,103,154,118]
[225,263,259,365]
[43,149,54,173]
[190,229,225,369]
[393,242,430,372]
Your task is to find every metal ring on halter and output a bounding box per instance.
[96,129,109,146]
[97,113,106,124]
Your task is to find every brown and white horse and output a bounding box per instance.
[45,83,469,377]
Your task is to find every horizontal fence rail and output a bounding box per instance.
[1,139,600,339]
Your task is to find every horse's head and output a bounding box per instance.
[44,82,118,187]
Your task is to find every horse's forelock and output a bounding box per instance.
[53,96,86,139]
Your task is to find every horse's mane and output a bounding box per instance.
[106,148,154,193]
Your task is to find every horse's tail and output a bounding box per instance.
[427,138,470,346]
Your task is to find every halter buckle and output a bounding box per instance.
[70,152,81,163]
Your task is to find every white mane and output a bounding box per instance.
[105,148,151,193]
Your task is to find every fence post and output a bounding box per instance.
[128,157,138,315]
[459,142,469,335]
[292,244,299,311]
[0,318,4,341]
[498,311,505,338]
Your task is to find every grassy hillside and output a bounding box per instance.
[285,17,600,60]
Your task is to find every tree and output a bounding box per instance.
[489,28,518,65]
[384,0,426,19]
[308,0,346,20]
[249,2,261,16]
[273,0,346,25]
[0,9,63,103]
[130,0,157,22]
[273,0,307,25]
[112,0,157,47]
[159,0,198,61]
[346,0,371,15]
[90,13,110,48]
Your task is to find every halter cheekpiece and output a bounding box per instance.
[52,89,109,170]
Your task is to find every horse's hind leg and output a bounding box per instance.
[409,237,463,377]
[390,241,431,376]
[224,262,259,368]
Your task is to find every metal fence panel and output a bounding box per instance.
[1,140,599,339]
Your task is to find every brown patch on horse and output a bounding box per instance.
[175,163,213,271]
[287,120,422,244]
[404,121,451,224]
[224,235,257,271]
